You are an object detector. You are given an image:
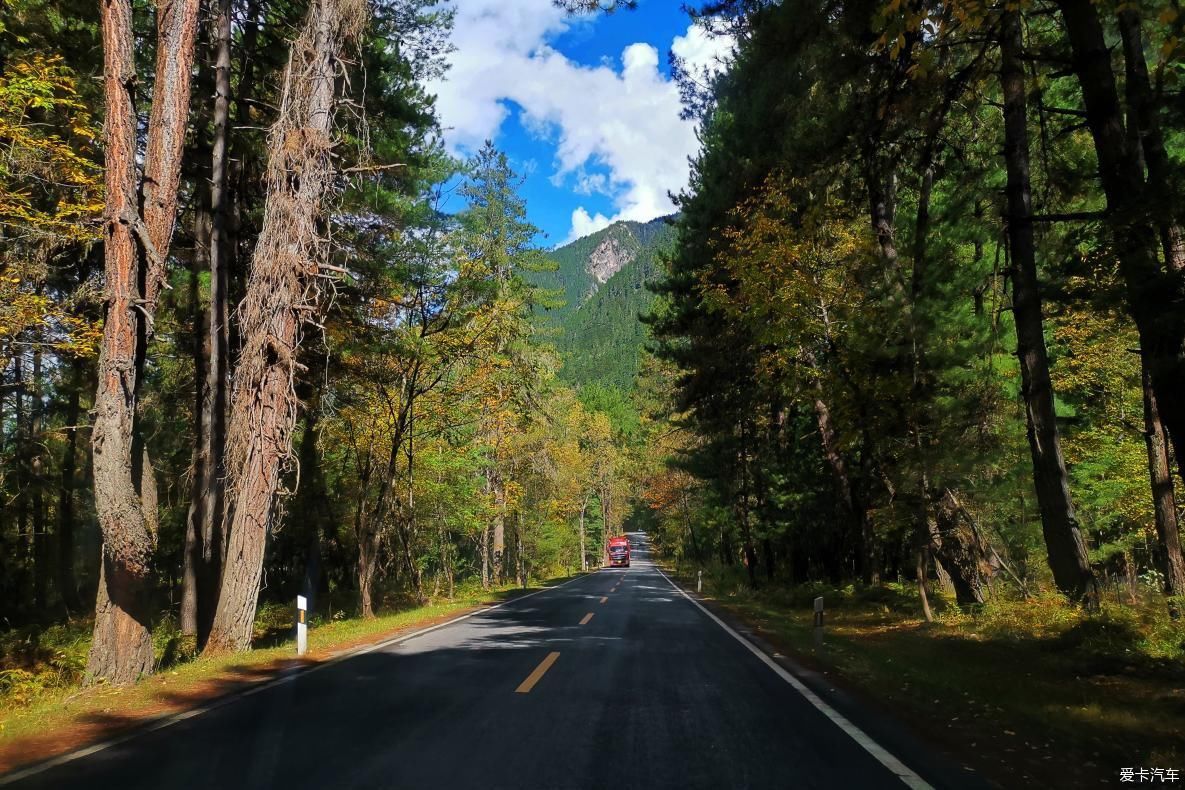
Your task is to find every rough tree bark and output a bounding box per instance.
[88,0,200,684]
[928,490,990,607]
[1142,361,1185,614]
[999,8,1098,606]
[204,0,369,653]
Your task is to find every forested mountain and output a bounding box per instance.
[535,217,675,391]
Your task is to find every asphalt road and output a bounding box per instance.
[4,534,978,790]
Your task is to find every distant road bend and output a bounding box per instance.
[3,535,982,789]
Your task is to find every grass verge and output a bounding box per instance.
[668,563,1185,788]
[0,576,576,774]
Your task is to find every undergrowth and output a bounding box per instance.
[679,561,1185,662]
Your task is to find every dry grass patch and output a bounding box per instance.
[671,564,1185,787]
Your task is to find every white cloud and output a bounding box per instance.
[566,207,612,244]
[671,22,735,79]
[429,1,733,244]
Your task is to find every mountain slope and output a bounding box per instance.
[533,216,675,391]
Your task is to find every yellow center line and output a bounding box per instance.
[516,651,561,694]
[599,596,607,604]
[580,612,594,625]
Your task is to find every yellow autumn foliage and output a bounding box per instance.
[0,53,103,365]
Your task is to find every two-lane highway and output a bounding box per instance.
[3,534,968,789]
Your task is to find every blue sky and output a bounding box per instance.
[427,1,732,247]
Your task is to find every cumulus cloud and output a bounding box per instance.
[671,21,735,78]
[428,0,732,244]
[568,207,613,242]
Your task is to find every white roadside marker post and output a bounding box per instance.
[813,596,824,648]
[296,595,308,656]
[697,569,703,593]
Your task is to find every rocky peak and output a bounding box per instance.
[586,232,635,284]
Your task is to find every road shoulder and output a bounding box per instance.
[0,577,589,782]
[658,566,998,790]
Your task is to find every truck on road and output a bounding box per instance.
[607,535,630,568]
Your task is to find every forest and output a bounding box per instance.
[0,0,637,689]
[643,0,1185,618]
[0,0,1183,771]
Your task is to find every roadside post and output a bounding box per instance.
[813,596,824,648]
[697,569,703,593]
[296,595,308,656]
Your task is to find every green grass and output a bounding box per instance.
[670,562,1185,786]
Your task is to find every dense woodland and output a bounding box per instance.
[0,0,636,685]
[643,0,1185,620]
[1,0,1183,699]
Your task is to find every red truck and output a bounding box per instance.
[607,535,631,568]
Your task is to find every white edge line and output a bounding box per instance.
[653,565,934,790]
[0,572,595,787]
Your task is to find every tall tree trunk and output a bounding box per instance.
[811,392,868,582]
[737,422,758,586]
[1142,360,1185,615]
[181,179,211,637]
[204,0,369,653]
[600,488,610,566]
[515,518,526,588]
[491,472,505,583]
[929,490,989,607]
[295,407,327,616]
[908,163,937,601]
[31,340,47,612]
[1000,8,1098,606]
[916,548,934,623]
[1116,9,1184,277]
[480,525,490,590]
[89,0,199,683]
[357,514,379,618]
[578,496,588,572]
[15,355,29,607]
[681,491,700,562]
[865,162,905,586]
[0,371,7,600]
[1118,12,1185,616]
[1056,0,1185,486]
[57,358,85,613]
[198,0,234,640]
